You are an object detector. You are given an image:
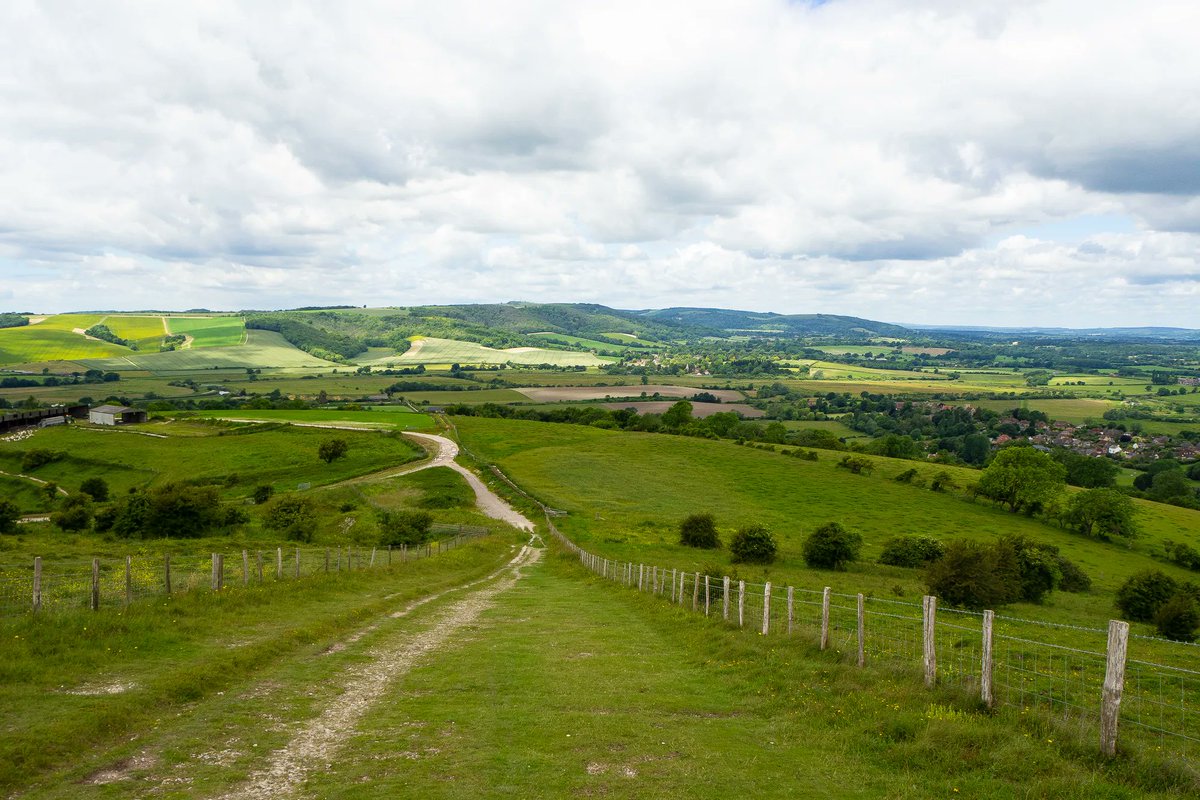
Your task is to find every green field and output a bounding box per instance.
[400,388,531,405]
[972,397,1121,424]
[165,316,247,347]
[99,316,168,350]
[192,408,435,431]
[452,417,1200,630]
[0,421,424,506]
[0,319,128,364]
[353,337,616,368]
[528,331,631,354]
[75,330,338,373]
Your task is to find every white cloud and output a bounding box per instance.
[1,1,1198,326]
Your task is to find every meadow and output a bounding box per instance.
[77,330,338,372]
[164,315,247,347]
[192,408,435,431]
[352,336,616,368]
[0,319,128,364]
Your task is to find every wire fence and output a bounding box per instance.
[0,528,490,617]
[547,517,1200,762]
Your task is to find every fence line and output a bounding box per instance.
[550,516,1198,762]
[0,531,490,617]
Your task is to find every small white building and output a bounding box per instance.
[88,404,148,426]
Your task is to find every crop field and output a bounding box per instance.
[792,360,954,382]
[99,315,168,349]
[600,400,766,418]
[355,337,616,368]
[514,384,746,403]
[0,323,127,365]
[777,419,864,438]
[164,315,246,347]
[0,421,423,506]
[75,330,337,373]
[400,388,531,405]
[453,417,1200,631]
[972,397,1120,423]
[0,377,196,405]
[192,408,435,431]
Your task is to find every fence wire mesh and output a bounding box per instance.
[565,533,1200,763]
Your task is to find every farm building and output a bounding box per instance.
[0,405,87,434]
[88,404,148,426]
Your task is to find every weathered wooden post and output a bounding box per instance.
[32,557,41,613]
[922,595,937,688]
[242,550,250,587]
[723,576,731,620]
[370,547,376,567]
[164,553,171,595]
[91,558,100,610]
[276,547,282,579]
[1101,620,1130,757]
[820,587,831,650]
[704,575,711,616]
[671,568,677,602]
[786,586,794,635]
[693,572,700,611]
[738,580,745,628]
[211,553,219,591]
[638,564,644,591]
[856,593,865,667]
[762,582,772,635]
[981,610,995,710]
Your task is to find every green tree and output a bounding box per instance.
[145,484,224,538]
[377,509,433,546]
[662,400,693,430]
[678,512,720,549]
[1063,488,1138,540]
[925,540,1005,610]
[252,485,275,505]
[1155,592,1200,642]
[1115,571,1178,622]
[976,446,1066,514]
[1150,469,1192,503]
[729,523,777,564]
[263,495,319,542]
[79,477,110,502]
[878,536,945,568]
[802,522,862,570]
[0,499,19,534]
[318,438,350,464]
[51,494,93,532]
[1052,450,1119,488]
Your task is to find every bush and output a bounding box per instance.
[21,448,59,471]
[79,477,109,502]
[0,499,20,534]
[1055,556,1092,593]
[1115,570,1179,622]
[51,495,93,532]
[318,438,349,464]
[263,495,319,543]
[837,455,874,475]
[1154,592,1200,642]
[878,536,945,568]
[252,484,275,505]
[729,523,777,564]
[802,522,862,570]
[929,471,955,493]
[894,468,919,484]
[679,513,720,549]
[924,541,1005,610]
[377,509,434,546]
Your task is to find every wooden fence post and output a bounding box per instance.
[693,572,700,611]
[762,582,771,635]
[723,576,731,620]
[165,553,171,595]
[32,557,41,613]
[125,555,132,606]
[242,550,249,587]
[91,558,100,610]
[371,547,376,567]
[211,553,219,591]
[1101,620,1130,757]
[787,586,794,635]
[671,569,677,602]
[738,580,745,628]
[704,575,711,616]
[981,610,995,710]
[678,571,685,605]
[401,543,407,562]
[638,564,644,592]
[820,587,831,650]
[922,595,937,688]
[276,548,282,579]
[856,593,865,667]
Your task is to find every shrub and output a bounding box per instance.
[377,509,434,546]
[51,495,93,532]
[929,471,955,493]
[925,541,1005,610]
[21,448,59,472]
[1115,570,1179,622]
[263,495,319,543]
[894,468,919,484]
[0,499,20,534]
[1055,555,1092,593]
[1155,592,1200,642]
[729,523,777,564]
[79,477,110,502]
[999,535,1062,604]
[252,485,275,505]
[878,536,945,568]
[679,513,720,549]
[837,455,874,475]
[318,438,349,464]
[802,522,862,570]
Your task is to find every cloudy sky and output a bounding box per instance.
[2,1,1199,327]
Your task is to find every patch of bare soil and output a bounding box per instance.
[216,544,542,799]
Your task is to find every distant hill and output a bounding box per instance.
[914,324,1200,342]
[638,307,912,338]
